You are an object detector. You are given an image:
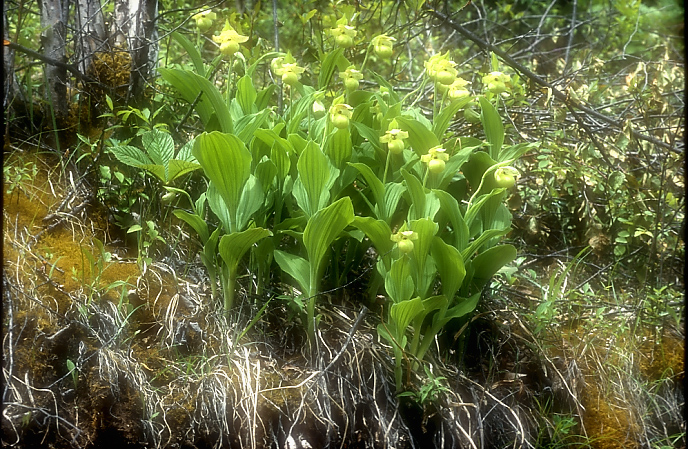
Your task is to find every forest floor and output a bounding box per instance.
[3,140,684,448]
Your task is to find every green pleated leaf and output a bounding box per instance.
[390,297,424,333]
[171,32,205,76]
[273,250,310,296]
[167,160,201,183]
[303,197,354,290]
[350,121,381,152]
[435,145,475,191]
[422,295,448,315]
[431,238,465,300]
[433,97,472,139]
[173,209,209,244]
[235,109,271,145]
[288,134,308,155]
[461,150,498,195]
[286,90,318,134]
[402,169,439,222]
[351,216,394,269]
[318,48,348,89]
[256,84,277,111]
[254,129,293,182]
[479,96,504,160]
[461,228,508,262]
[294,142,333,217]
[349,162,384,212]
[193,132,252,233]
[396,116,440,157]
[433,190,469,251]
[442,292,480,321]
[236,175,264,231]
[381,183,406,224]
[385,257,414,303]
[255,157,278,194]
[218,227,272,275]
[464,188,506,233]
[470,244,517,289]
[500,142,536,163]
[370,72,400,103]
[236,75,257,115]
[159,68,233,133]
[325,128,353,169]
[409,218,438,296]
[207,183,233,233]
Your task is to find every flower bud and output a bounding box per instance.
[312,100,326,119]
[464,107,481,123]
[161,191,176,204]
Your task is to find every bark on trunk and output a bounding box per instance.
[111,0,158,103]
[75,0,106,74]
[40,0,70,119]
[3,3,23,113]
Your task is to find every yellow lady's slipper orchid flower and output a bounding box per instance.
[421,146,450,174]
[379,128,409,155]
[437,77,471,100]
[494,166,519,188]
[193,10,217,32]
[271,56,306,86]
[329,19,357,48]
[280,63,305,86]
[340,66,363,91]
[329,103,353,129]
[390,229,418,254]
[371,34,396,59]
[425,52,458,86]
[212,24,248,57]
[483,71,511,94]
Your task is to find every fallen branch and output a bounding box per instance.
[6,41,98,85]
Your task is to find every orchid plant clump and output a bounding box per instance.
[156,7,535,390]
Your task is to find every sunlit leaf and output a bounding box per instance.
[304,197,354,291]
[479,96,504,160]
[274,250,310,296]
[218,227,272,275]
[390,297,424,333]
[193,132,252,232]
[236,75,257,115]
[432,238,465,299]
[173,209,209,244]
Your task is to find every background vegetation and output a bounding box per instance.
[3,0,684,448]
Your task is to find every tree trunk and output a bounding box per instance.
[111,0,159,103]
[40,0,70,119]
[3,3,23,114]
[75,0,106,74]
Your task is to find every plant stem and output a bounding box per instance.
[223,268,236,316]
[382,148,392,184]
